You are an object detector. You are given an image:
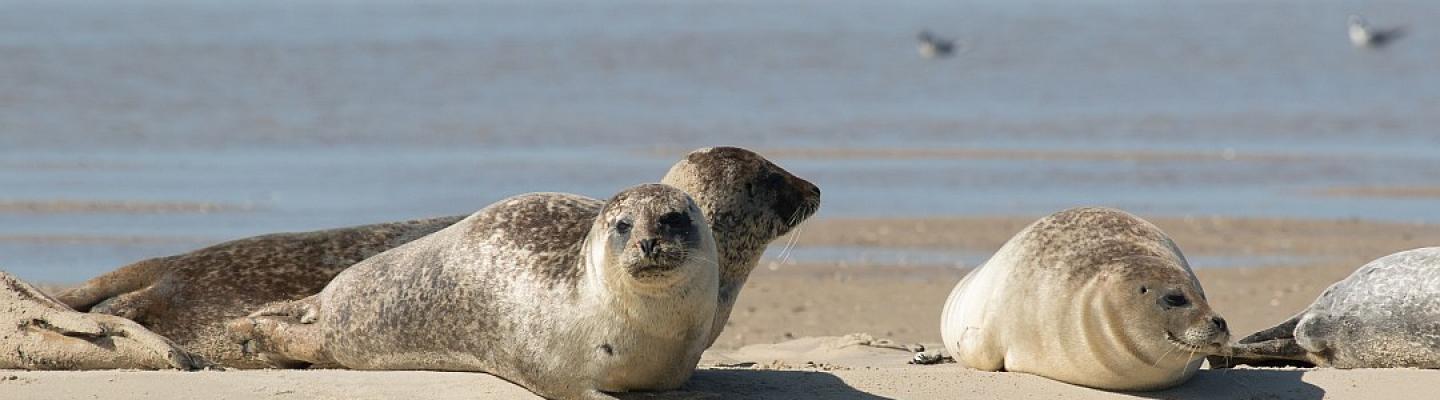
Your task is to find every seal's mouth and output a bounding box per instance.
[1165,330,1223,353]
[627,262,682,279]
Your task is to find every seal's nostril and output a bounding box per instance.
[1212,317,1228,332]
[638,238,658,257]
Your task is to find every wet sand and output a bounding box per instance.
[8,214,1438,399]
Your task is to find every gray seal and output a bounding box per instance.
[940,207,1230,391]
[1217,247,1440,368]
[56,217,462,368]
[0,270,198,370]
[235,184,718,400]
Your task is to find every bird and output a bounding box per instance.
[916,30,955,59]
[1348,15,1404,49]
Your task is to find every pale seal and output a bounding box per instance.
[55,217,463,368]
[0,270,198,370]
[939,207,1230,391]
[1216,247,1440,369]
[235,184,719,400]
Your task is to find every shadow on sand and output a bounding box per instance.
[1135,369,1324,400]
[618,368,891,400]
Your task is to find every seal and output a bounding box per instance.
[939,207,1230,391]
[1216,247,1440,369]
[59,146,817,369]
[55,217,463,368]
[659,146,822,346]
[0,270,198,370]
[234,184,718,400]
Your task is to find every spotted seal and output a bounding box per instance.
[939,207,1230,391]
[235,184,718,399]
[59,147,817,369]
[1216,247,1440,369]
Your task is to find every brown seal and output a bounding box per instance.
[57,217,462,367]
[0,270,198,370]
[235,184,719,400]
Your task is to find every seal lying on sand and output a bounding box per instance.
[1214,247,1440,369]
[0,271,198,370]
[60,147,817,368]
[940,207,1229,391]
[56,217,463,368]
[236,184,719,400]
[232,146,820,360]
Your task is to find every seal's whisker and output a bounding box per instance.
[1153,345,1179,368]
[776,224,804,267]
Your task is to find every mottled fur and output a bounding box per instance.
[1217,247,1440,368]
[57,146,818,370]
[940,207,1229,391]
[660,146,821,346]
[233,185,718,400]
[0,271,198,370]
[57,217,463,367]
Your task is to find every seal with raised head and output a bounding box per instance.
[940,207,1230,391]
[237,184,718,400]
[1216,247,1440,369]
[231,146,820,363]
[59,147,817,369]
[0,270,198,370]
[55,217,463,368]
[659,146,821,346]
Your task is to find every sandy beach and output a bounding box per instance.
[7,213,1438,399]
[5,1,1440,398]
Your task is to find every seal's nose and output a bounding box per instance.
[638,238,659,258]
[1212,316,1228,332]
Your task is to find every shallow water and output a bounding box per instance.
[1,0,1437,282]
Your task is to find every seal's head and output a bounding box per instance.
[1107,256,1230,359]
[661,147,820,242]
[593,184,717,288]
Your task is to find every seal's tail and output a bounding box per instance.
[55,257,170,312]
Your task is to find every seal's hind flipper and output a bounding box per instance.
[227,297,333,368]
[1238,313,1302,344]
[1208,337,1315,368]
[57,258,170,312]
[1208,314,1315,368]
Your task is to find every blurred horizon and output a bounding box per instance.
[2,0,1438,281]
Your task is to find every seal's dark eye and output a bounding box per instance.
[763,171,786,187]
[1163,294,1189,307]
[658,212,690,230]
[615,220,632,234]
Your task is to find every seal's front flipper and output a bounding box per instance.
[227,297,332,368]
[1208,338,1315,368]
[89,284,166,322]
[57,259,169,312]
